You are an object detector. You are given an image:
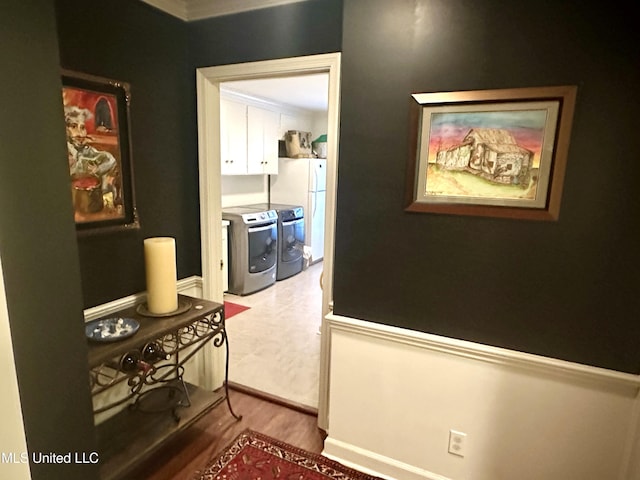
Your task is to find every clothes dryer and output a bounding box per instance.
[222,206,277,295]
[247,203,304,280]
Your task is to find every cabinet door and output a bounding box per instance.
[262,109,279,174]
[220,98,247,175]
[247,106,279,175]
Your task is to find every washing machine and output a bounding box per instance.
[222,206,278,295]
[247,203,305,280]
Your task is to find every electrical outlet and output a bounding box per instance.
[448,430,467,457]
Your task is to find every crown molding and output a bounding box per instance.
[141,0,310,21]
[141,0,189,20]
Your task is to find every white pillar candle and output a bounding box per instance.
[144,237,178,314]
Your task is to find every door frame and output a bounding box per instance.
[195,53,341,429]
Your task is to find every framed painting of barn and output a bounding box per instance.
[405,85,577,221]
[61,70,139,234]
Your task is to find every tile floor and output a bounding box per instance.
[223,261,323,409]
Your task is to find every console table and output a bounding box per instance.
[87,294,240,480]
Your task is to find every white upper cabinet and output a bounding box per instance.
[220,94,279,176]
[247,106,279,175]
[220,97,248,175]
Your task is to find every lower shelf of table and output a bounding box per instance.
[95,382,225,480]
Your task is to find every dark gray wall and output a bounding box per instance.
[333,0,640,373]
[0,1,98,479]
[55,0,343,309]
[3,2,637,477]
[188,0,343,68]
[55,0,197,308]
[0,2,340,476]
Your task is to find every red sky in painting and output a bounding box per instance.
[428,124,545,165]
[62,87,118,134]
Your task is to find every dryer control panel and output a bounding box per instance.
[241,210,277,225]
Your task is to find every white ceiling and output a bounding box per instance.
[141,0,310,21]
[222,73,329,112]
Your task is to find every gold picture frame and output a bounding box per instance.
[405,85,577,221]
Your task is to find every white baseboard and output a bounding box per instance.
[323,437,450,480]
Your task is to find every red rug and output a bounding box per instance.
[224,301,250,319]
[194,429,384,480]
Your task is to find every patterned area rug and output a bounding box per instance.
[224,301,250,319]
[194,429,383,480]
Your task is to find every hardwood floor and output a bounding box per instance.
[126,387,326,480]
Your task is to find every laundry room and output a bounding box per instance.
[218,73,330,410]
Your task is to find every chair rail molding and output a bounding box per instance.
[326,314,640,391]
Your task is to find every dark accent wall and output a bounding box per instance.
[55,0,198,308]
[188,0,343,68]
[0,2,340,477]
[333,0,640,373]
[55,0,342,309]
[0,1,98,479]
[1,2,637,476]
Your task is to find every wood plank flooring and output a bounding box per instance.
[125,387,326,480]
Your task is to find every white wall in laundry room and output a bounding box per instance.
[221,174,269,208]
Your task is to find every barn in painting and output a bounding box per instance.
[436,128,533,186]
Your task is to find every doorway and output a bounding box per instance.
[195,53,341,429]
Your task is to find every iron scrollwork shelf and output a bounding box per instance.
[87,295,241,480]
[88,295,241,422]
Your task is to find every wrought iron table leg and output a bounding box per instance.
[224,332,242,421]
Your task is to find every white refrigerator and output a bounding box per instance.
[270,157,326,263]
